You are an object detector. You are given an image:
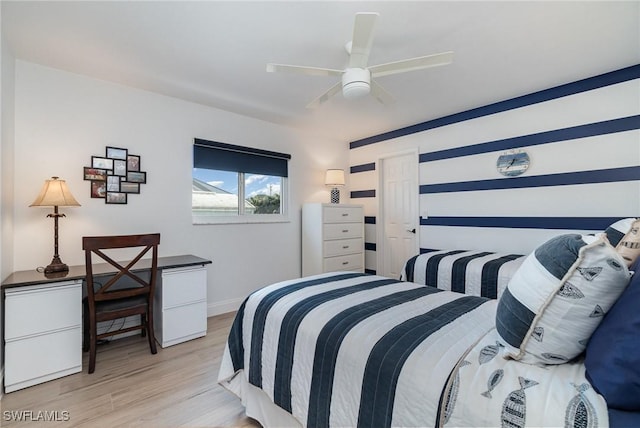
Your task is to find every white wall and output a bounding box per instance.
[0,7,17,389]
[349,68,640,273]
[12,61,348,314]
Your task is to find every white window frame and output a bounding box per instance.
[192,169,290,225]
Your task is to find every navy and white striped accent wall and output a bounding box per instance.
[348,65,640,274]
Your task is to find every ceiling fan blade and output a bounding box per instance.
[370,80,395,105]
[348,12,379,69]
[306,81,342,109]
[267,63,342,77]
[369,51,453,78]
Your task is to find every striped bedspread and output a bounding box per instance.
[218,272,497,428]
[402,250,526,299]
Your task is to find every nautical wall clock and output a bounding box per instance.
[496,150,530,177]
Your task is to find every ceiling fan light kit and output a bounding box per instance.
[342,68,371,99]
[266,12,453,108]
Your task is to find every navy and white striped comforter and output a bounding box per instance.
[402,250,526,299]
[218,272,496,427]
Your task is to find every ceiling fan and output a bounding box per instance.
[266,12,453,109]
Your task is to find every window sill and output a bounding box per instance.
[192,215,290,225]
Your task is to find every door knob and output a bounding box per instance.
[407,228,416,234]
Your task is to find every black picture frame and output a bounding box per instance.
[106,175,120,192]
[90,181,106,198]
[92,156,113,170]
[127,155,140,172]
[84,167,107,181]
[106,146,128,160]
[120,182,140,194]
[85,146,146,204]
[106,192,127,204]
[127,171,146,184]
[113,159,127,176]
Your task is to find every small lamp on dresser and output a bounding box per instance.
[30,176,81,275]
[325,169,345,204]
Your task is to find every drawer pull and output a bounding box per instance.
[342,261,349,265]
[342,245,349,249]
[342,213,349,217]
[342,229,349,233]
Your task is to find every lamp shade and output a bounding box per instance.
[325,169,345,186]
[30,177,81,207]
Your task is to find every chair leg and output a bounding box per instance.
[82,301,89,352]
[88,319,97,374]
[146,311,157,354]
[140,314,146,337]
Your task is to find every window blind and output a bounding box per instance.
[193,138,290,177]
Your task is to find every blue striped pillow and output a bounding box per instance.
[496,234,631,365]
[605,218,638,247]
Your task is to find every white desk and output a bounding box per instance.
[1,255,211,393]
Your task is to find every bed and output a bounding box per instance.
[401,249,525,299]
[218,220,640,427]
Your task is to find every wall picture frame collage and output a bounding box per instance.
[83,146,147,204]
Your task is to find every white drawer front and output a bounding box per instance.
[5,327,81,386]
[161,267,207,309]
[323,206,363,223]
[323,238,363,257]
[162,301,207,345]
[324,223,363,240]
[323,253,364,272]
[5,282,81,340]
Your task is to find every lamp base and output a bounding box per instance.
[45,256,69,274]
[330,187,340,204]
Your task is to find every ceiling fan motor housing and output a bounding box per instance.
[342,68,371,99]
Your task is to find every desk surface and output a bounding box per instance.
[1,255,212,289]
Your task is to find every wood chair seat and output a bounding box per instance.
[94,295,148,317]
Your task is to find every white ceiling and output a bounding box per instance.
[2,1,639,143]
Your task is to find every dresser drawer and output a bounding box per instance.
[5,326,82,390]
[161,301,207,346]
[323,206,363,223]
[324,253,363,272]
[161,266,207,309]
[323,238,363,257]
[5,281,82,340]
[324,223,363,240]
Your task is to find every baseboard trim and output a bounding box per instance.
[208,298,243,317]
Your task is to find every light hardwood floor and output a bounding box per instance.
[1,312,260,427]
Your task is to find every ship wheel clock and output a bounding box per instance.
[496,150,530,177]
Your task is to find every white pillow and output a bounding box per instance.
[496,233,631,364]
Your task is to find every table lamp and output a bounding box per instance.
[325,169,345,204]
[30,176,81,274]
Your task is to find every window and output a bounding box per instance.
[192,139,290,224]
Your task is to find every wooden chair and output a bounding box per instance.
[82,233,160,373]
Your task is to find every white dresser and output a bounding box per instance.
[302,203,364,276]
[154,265,208,348]
[4,280,83,393]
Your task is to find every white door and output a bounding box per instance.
[379,152,419,278]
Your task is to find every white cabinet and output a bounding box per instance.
[4,280,82,393]
[302,203,365,276]
[154,265,207,348]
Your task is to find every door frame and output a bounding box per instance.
[375,149,420,277]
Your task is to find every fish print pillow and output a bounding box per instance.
[496,233,631,365]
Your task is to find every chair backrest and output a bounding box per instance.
[83,233,160,303]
